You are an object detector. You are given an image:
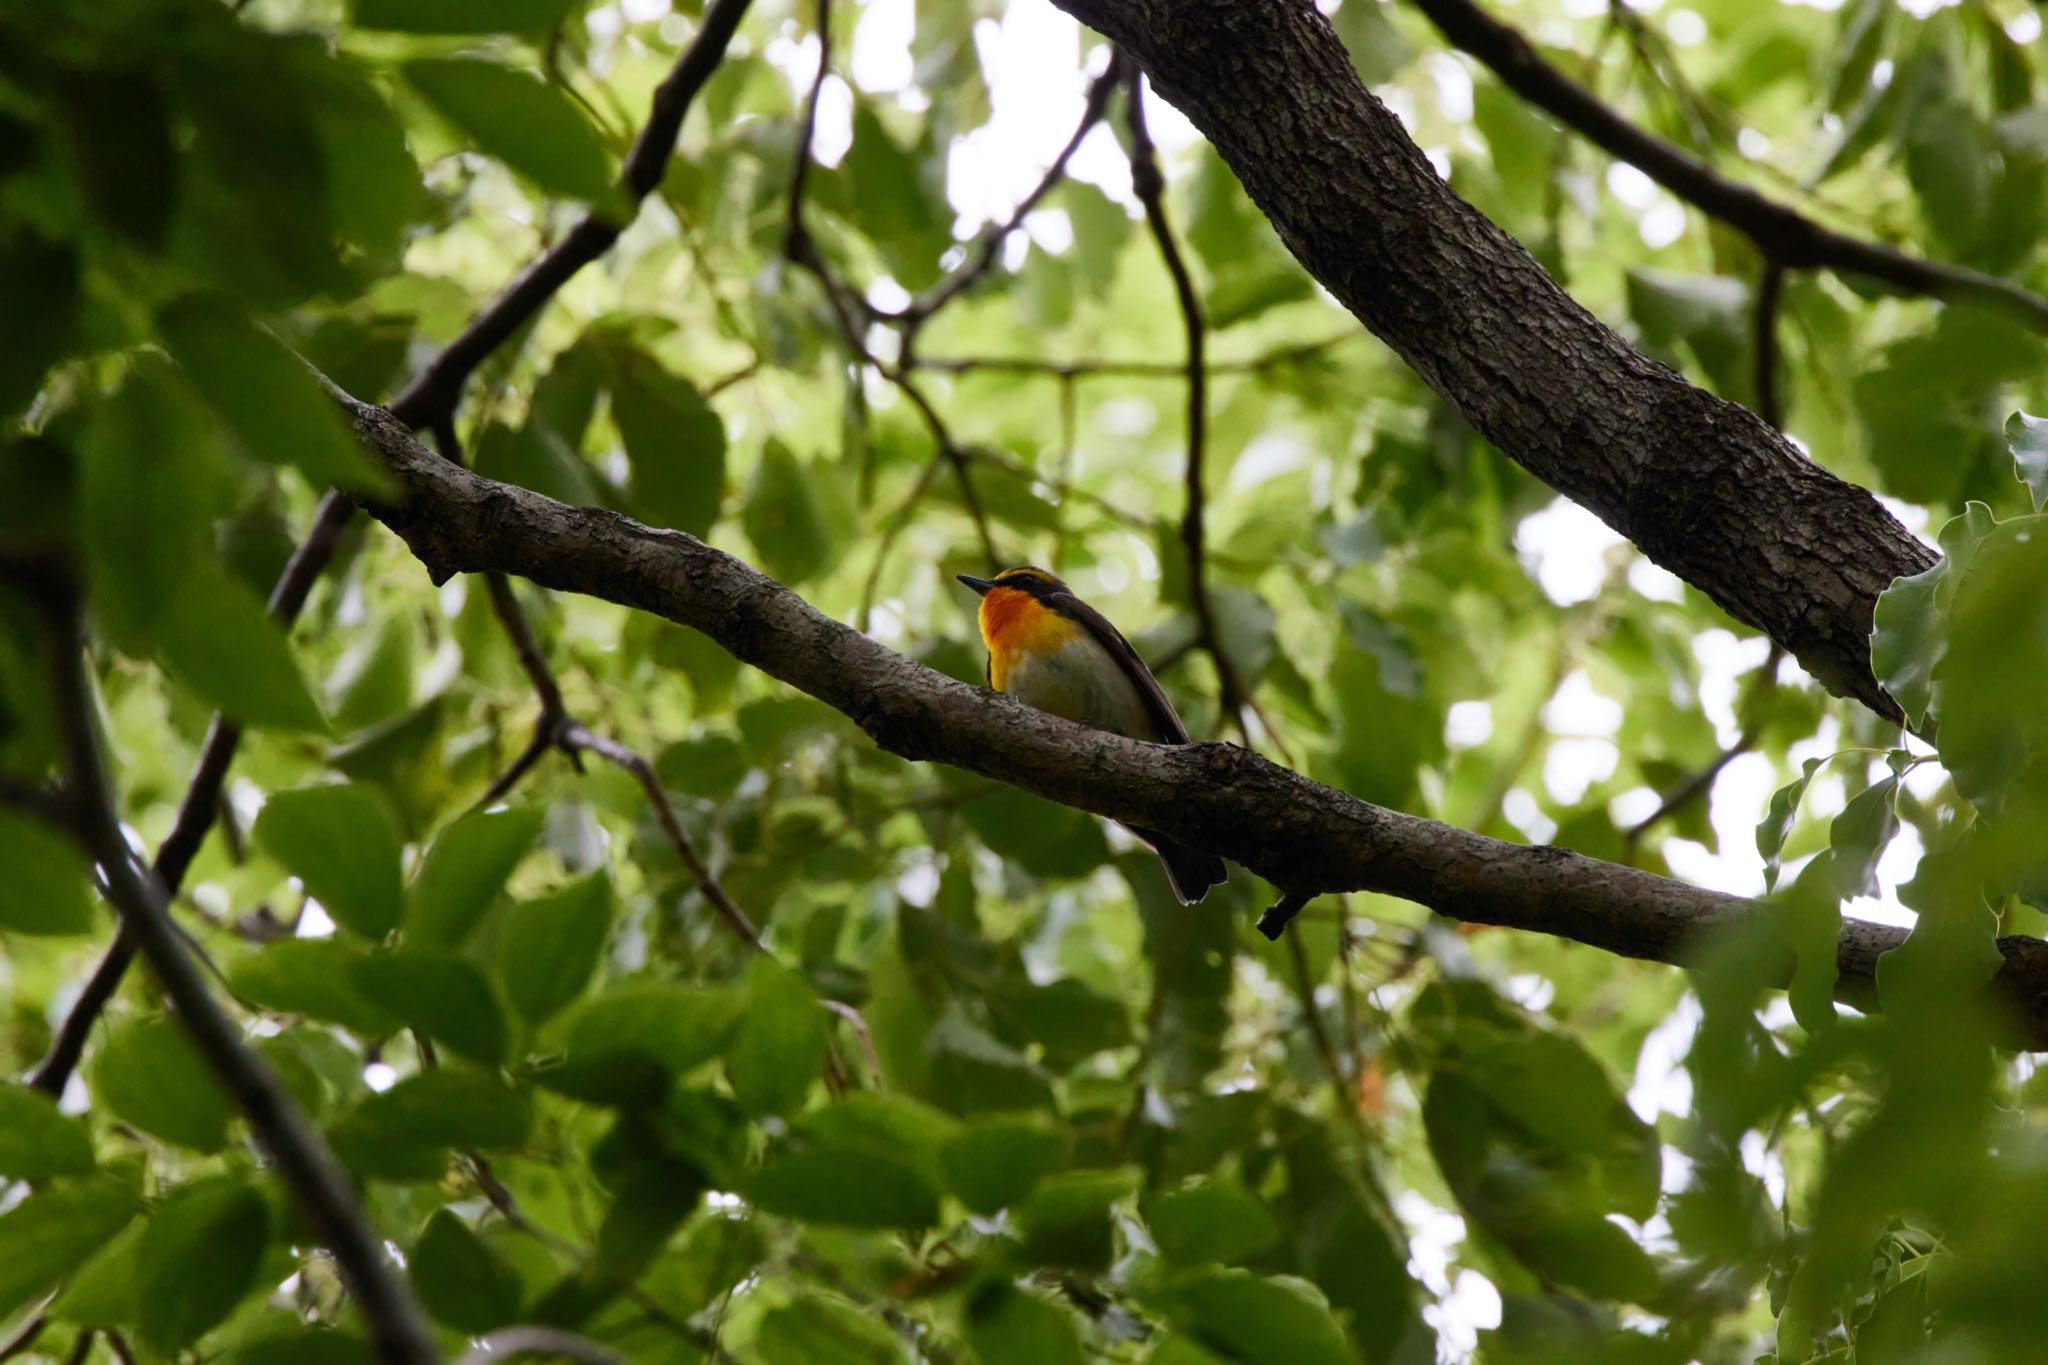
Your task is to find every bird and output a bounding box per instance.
[957,566,1228,905]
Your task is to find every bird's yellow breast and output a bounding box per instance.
[979,587,1084,692]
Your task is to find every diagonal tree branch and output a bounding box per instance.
[340,394,2048,1046]
[1409,0,2048,332]
[28,577,438,1365]
[1044,0,1936,722]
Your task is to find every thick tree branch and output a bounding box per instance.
[1044,0,1937,721]
[1410,0,2048,331]
[34,582,437,1365]
[341,397,2048,1045]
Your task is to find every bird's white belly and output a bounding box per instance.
[1003,635,1157,740]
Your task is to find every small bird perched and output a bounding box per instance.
[958,567,1228,905]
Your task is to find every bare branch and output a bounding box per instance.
[1409,0,2048,331]
[909,332,1359,379]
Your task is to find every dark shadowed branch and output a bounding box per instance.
[1408,0,2048,332]
[343,396,2048,1046]
[25,578,437,1365]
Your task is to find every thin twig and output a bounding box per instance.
[1257,888,1316,941]
[390,0,757,428]
[909,332,1359,379]
[889,55,1123,345]
[32,579,438,1365]
[1124,66,1256,742]
[1621,644,1783,856]
[0,1313,45,1363]
[1409,0,2048,331]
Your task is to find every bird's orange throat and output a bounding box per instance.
[979,587,1080,690]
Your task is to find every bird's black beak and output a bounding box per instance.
[956,574,995,596]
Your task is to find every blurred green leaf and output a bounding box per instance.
[0,808,94,936]
[966,1283,1084,1365]
[726,956,827,1116]
[757,1293,908,1365]
[230,938,399,1036]
[941,1116,1068,1215]
[158,294,389,494]
[352,952,507,1066]
[1145,1175,1283,1266]
[354,0,582,33]
[0,1083,95,1179]
[1162,1270,1360,1365]
[404,59,619,207]
[93,1015,233,1153]
[499,872,613,1024]
[407,805,544,948]
[603,344,727,536]
[744,440,837,585]
[0,1178,141,1321]
[411,1209,523,1334]
[137,1177,269,1352]
[254,783,406,939]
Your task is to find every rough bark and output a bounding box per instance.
[345,396,2048,1045]
[1047,0,1937,721]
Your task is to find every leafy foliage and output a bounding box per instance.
[0,0,2046,1361]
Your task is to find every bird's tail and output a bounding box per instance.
[1127,825,1228,906]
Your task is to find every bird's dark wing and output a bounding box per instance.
[1044,589,1190,745]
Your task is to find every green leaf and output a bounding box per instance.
[93,1015,234,1153]
[354,0,581,34]
[0,230,82,417]
[2009,411,2048,514]
[1756,757,1821,893]
[500,873,613,1024]
[606,346,727,536]
[726,956,827,1117]
[962,787,1110,879]
[843,104,950,291]
[254,783,406,939]
[403,59,619,207]
[0,809,95,936]
[407,805,544,948]
[966,1283,1084,1365]
[1015,1168,1140,1272]
[941,1118,1068,1215]
[79,363,231,642]
[0,1083,95,1179]
[1332,0,1415,85]
[1829,775,1900,900]
[743,440,836,585]
[1145,1175,1283,1266]
[335,1069,530,1154]
[230,938,399,1035]
[756,1293,908,1365]
[1164,1270,1360,1365]
[411,1209,523,1334]
[351,952,508,1067]
[0,1178,142,1321]
[137,1177,270,1352]
[539,982,742,1104]
[748,1148,939,1228]
[158,294,389,494]
[157,564,328,732]
[1778,856,1844,1034]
